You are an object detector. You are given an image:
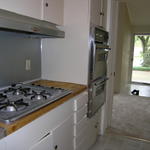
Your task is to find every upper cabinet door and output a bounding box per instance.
[0,0,42,19]
[42,0,64,25]
[99,0,107,28]
[90,0,101,26]
[90,0,107,28]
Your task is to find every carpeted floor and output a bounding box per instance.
[111,94,150,140]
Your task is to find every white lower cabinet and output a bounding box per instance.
[0,138,6,150]
[29,132,53,150]
[29,115,74,150]
[4,99,74,150]
[52,115,74,150]
[73,91,101,150]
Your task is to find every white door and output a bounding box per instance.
[29,132,53,150]
[52,115,74,150]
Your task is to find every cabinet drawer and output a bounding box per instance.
[74,92,88,111]
[75,135,91,150]
[74,125,88,148]
[74,104,87,124]
[29,132,52,150]
[74,116,88,137]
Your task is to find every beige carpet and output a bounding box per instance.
[111,94,150,140]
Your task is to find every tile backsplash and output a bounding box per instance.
[0,31,41,87]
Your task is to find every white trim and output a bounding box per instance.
[100,0,119,135]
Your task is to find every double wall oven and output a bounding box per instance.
[88,26,110,117]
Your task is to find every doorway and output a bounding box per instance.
[131,34,150,84]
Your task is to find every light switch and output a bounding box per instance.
[25,59,31,71]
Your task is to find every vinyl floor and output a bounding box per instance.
[90,133,150,150]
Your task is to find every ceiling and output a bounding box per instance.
[118,0,150,26]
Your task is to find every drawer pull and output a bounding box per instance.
[39,132,51,141]
[54,145,58,150]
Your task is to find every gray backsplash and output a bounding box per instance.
[0,31,41,87]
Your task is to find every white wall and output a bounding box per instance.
[133,25,150,34]
[114,2,133,93]
[42,0,90,84]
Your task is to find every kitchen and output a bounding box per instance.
[0,0,115,150]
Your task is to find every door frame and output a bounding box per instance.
[128,33,135,84]
[130,33,150,84]
[100,0,119,134]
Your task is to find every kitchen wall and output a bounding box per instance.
[42,0,89,85]
[133,25,150,33]
[0,31,41,87]
[114,2,133,93]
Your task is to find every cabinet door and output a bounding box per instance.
[29,132,53,150]
[0,0,42,19]
[90,0,101,26]
[42,0,64,25]
[52,115,74,150]
[0,138,6,150]
[99,0,107,28]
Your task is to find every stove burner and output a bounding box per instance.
[0,94,7,101]
[0,83,72,123]
[31,90,49,100]
[0,99,29,112]
[13,87,31,96]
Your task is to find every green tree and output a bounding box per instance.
[137,35,150,67]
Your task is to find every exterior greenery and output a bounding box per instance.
[133,66,150,71]
[135,35,150,67]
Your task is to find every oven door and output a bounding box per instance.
[88,78,106,117]
[90,42,109,81]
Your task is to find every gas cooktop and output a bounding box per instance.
[0,83,72,124]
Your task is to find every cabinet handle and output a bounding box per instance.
[54,145,58,150]
[45,2,49,7]
[39,132,51,141]
[100,12,104,16]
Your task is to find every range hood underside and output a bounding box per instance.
[0,9,65,38]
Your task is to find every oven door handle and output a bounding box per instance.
[94,77,109,86]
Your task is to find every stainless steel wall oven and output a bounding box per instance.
[88,26,110,117]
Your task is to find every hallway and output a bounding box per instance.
[111,93,150,140]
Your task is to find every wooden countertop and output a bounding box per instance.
[0,80,87,136]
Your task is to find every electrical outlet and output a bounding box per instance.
[25,59,31,71]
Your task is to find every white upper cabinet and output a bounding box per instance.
[99,0,108,28]
[0,0,42,19]
[42,0,64,25]
[90,0,101,26]
[90,0,107,28]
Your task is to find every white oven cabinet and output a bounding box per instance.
[0,0,42,19]
[73,91,101,150]
[41,0,64,25]
[4,99,74,150]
